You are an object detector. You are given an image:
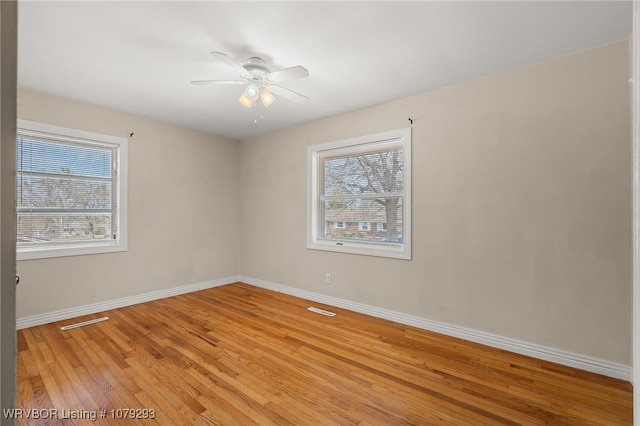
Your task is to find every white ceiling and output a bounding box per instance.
[18,1,632,141]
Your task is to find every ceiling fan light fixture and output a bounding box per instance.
[245,84,260,100]
[238,93,254,108]
[260,89,276,108]
[239,83,261,108]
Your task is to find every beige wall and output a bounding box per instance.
[16,89,240,318]
[239,40,632,364]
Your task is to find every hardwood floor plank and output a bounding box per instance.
[16,283,632,425]
[124,356,204,425]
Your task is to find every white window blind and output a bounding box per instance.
[16,120,127,260]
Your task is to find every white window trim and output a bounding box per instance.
[307,127,411,260]
[16,119,128,261]
[335,221,345,229]
[358,222,370,231]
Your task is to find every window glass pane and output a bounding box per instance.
[17,214,112,243]
[324,148,404,196]
[322,197,403,243]
[18,137,112,178]
[16,132,116,248]
[17,175,112,210]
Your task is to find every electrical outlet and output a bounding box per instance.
[325,273,332,284]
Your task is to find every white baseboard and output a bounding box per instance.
[16,275,240,330]
[239,275,632,382]
[18,274,631,381]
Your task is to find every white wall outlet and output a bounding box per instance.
[325,273,332,284]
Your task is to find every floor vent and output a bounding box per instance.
[60,316,109,331]
[307,307,336,317]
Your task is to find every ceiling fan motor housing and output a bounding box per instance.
[244,57,270,78]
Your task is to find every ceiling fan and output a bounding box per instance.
[191,51,309,109]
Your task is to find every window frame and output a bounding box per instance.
[307,127,411,260]
[16,119,128,261]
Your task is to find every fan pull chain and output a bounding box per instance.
[254,101,265,124]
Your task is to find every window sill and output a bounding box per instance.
[307,239,411,260]
[17,241,127,261]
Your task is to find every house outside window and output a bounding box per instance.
[16,120,128,260]
[307,128,411,259]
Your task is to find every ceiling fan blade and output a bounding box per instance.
[266,66,309,83]
[210,51,251,78]
[267,85,309,104]
[190,79,247,85]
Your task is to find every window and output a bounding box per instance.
[16,120,128,260]
[334,221,345,229]
[308,128,411,259]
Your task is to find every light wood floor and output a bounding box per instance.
[17,283,632,425]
